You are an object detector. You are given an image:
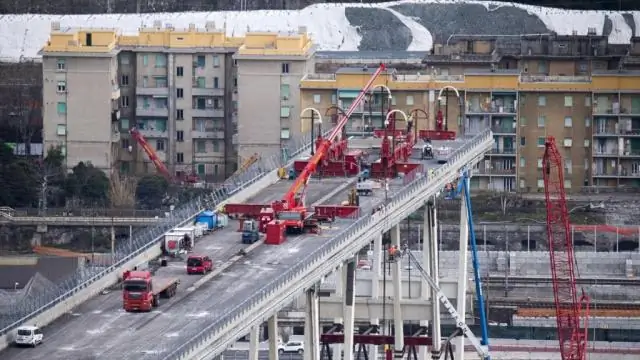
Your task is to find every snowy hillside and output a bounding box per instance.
[1,0,640,61]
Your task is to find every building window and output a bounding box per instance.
[121,138,130,149]
[176,130,184,142]
[520,137,526,146]
[564,96,573,107]
[281,128,291,139]
[281,84,290,99]
[213,140,220,152]
[519,156,525,167]
[391,96,397,106]
[233,100,238,111]
[584,139,590,147]
[196,55,206,68]
[519,116,526,126]
[537,95,546,106]
[233,59,238,67]
[213,77,219,88]
[537,179,544,188]
[56,124,66,135]
[120,118,129,130]
[142,76,149,87]
[313,94,321,104]
[154,76,168,88]
[537,115,545,127]
[156,139,165,151]
[564,116,572,127]
[537,158,543,168]
[121,74,129,86]
[213,55,220,67]
[280,106,290,118]
[584,96,591,107]
[281,63,290,74]
[142,54,148,66]
[120,161,130,174]
[233,77,237,87]
[196,140,206,153]
[177,88,184,98]
[56,59,65,70]
[57,102,67,114]
[196,77,205,88]
[584,158,589,169]
[195,119,205,131]
[406,95,414,106]
[538,61,547,73]
[121,54,130,65]
[331,94,337,105]
[176,152,184,164]
[585,117,591,127]
[563,138,572,147]
[155,54,167,67]
[519,179,526,189]
[537,137,545,147]
[565,158,573,174]
[564,180,572,189]
[177,66,184,77]
[197,164,205,175]
[121,96,129,108]
[176,109,184,120]
[214,98,220,109]
[57,81,66,92]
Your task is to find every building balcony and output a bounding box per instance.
[466,105,516,115]
[475,167,516,176]
[593,150,619,157]
[136,86,169,96]
[594,127,619,136]
[136,107,169,117]
[488,148,516,156]
[491,125,516,134]
[192,108,224,118]
[111,131,120,143]
[111,84,121,100]
[620,149,640,158]
[192,130,225,139]
[191,85,224,97]
[593,170,640,178]
[592,106,621,116]
[519,75,591,83]
[138,129,168,138]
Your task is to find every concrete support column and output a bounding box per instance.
[425,201,441,359]
[390,225,404,359]
[371,235,382,360]
[369,319,380,360]
[249,326,260,360]
[268,315,279,360]
[455,192,470,360]
[304,287,320,360]
[343,258,357,360]
[333,265,346,359]
[110,225,115,263]
[128,225,133,249]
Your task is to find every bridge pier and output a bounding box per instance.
[304,286,320,360]
[371,234,383,359]
[268,315,279,360]
[391,225,404,359]
[425,200,441,360]
[343,258,357,360]
[249,326,260,360]
[454,186,470,360]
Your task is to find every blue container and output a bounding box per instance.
[195,210,216,230]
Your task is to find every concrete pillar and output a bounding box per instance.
[129,225,133,249]
[371,235,382,360]
[343,259,356,360]
[249,326,260,360]
[111,225,116,262]
[369,319,380,360]
[455,192,470,360]
[390,225,404,359]
[305,287,320,360]
[333,265,346,359]
[268,315,279,360]
[425,201,441,359]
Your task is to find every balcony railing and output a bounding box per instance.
[593,170,640,177]
[466,105,516,114]
[489,148,516,155]
[621,150,640,157]
[593,150,619,156]
[192,108,224,118]
[138,129,168,138]
[475,167,516,175]
[491,126,516,134]
[136,107,169,117]
[303,73,336,81]
[519,75,591,83]
[595,128,640,136]
[135,86,168,96]
[192,130,224,139]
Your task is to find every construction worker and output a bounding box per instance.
[388,246,398,262]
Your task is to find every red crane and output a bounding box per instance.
[129,127,171,181]
[224,64,388,244]
[542,136,590,360]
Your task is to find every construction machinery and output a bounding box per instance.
[542,136,590,360]
[241,219,260,244]
[369,111,421,178]
[418,108,457,141]
[223,64,388,245]
[122,270,179,312]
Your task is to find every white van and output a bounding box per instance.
[14,325,43,347]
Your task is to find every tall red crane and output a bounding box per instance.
[129,127,171,181]
[542,136,590,360]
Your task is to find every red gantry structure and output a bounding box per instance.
[542,136,590,360]
[368,111,422,178]
[224,64,388,245]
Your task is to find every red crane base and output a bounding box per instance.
[419,130,456,141]
[321,333,432,360]
[369,162,422,179]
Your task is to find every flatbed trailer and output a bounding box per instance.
[122,270,179,312]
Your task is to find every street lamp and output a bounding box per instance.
[437,85,463,134]
[409,108,428,142]
[383,109,410,183]
[300,107,323,156]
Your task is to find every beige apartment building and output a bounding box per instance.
[41,22,311,181]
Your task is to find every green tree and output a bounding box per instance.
[65,162,109,206]
[0,141,40,207]
[135,174,169,209]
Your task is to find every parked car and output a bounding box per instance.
[278,340,304,354]
[187,255,213,274]
[14,325,43,347]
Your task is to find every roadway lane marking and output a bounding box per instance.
[165,332,180,338]
[186,311,210,318]
[189,240,264,290]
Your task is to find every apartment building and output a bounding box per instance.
[234,27,314,162]
[41,22,311,181]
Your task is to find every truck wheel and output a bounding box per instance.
[153,295,160,307]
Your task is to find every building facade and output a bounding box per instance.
[41,22,311,181]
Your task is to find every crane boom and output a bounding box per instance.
[129,127,171,181]
[542,136,589,360]
[282,64,387,208]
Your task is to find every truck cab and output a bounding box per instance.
[187,255,213,274]
[122,271,155,311]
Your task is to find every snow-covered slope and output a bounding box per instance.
[2,0,640,62]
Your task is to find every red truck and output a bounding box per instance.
[122,270,179,312]
[186,255,213,274]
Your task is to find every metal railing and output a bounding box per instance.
[164,129,493,360]
[0,128,327,335]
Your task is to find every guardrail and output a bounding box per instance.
[0,127,330,337]
[166,129,494,360]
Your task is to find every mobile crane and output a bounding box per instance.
[224,64,388,245]
[542,136,590,360]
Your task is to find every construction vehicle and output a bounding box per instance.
[421,141,433,160]
[241,219,260,244]
[369,112,421,178]
[223,64,388,245]
[186,255,213,274]
[542,136,590,360]
[356,179,374,196]
[122,270,179,312]
[418,108,457,141]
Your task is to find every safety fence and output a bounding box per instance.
[163,129,493,359]
[0,129,326,335]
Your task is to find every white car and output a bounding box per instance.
[14,325,43,347]
[278,340,304,354]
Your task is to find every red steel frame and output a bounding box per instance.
[129,127,171,181]
[321,326,431,360]
[542,136,590,360]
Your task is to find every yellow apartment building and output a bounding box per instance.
[40,22,312,181]
[299,68,640,193]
